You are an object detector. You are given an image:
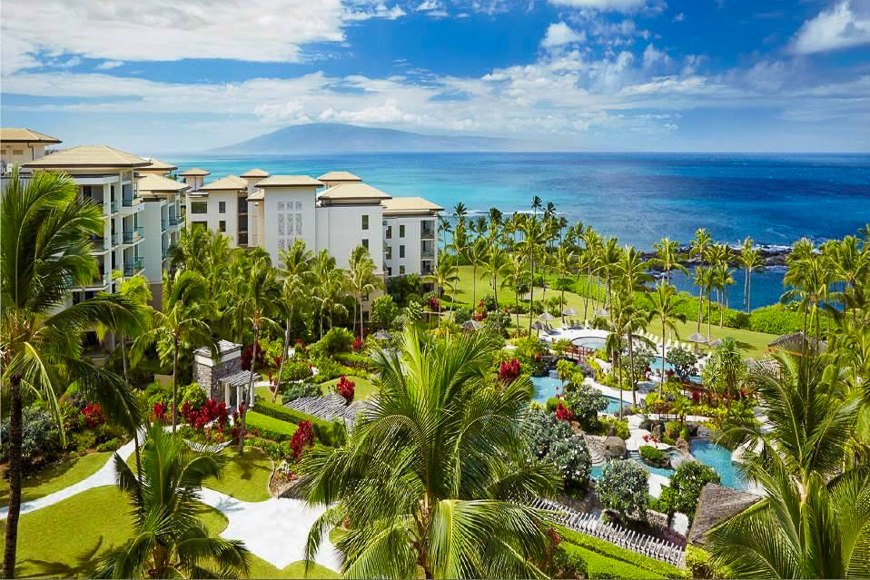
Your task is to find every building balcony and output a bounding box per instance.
[110,199,119,214]
[77,271,110,290]
[168,215,179,226]
[421,225,436,240]
[89,235,111,252]
[421,247,435,259]
[161,218,167,232]
[122,226,144,244]
[124,258,144,276]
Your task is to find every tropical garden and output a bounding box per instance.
[1,168,868,578]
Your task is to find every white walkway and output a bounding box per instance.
[0,438,342,573]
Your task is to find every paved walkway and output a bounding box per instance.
[0,438,342,573]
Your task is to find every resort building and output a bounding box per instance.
[0,128,62,168]
[137,173,188,305]
[189,168,443,277]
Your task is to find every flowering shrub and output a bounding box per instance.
[523,408,591,489]
[497,358,522,382]
[428,297,440,312]
[80,402,105,428]
[352,336,363,352]
[554,402,574,422]
[289,420,315,460]
[181,398,229,431]
[597,459,649,522]
[336,375,355,404]
[241,341,265,371]
[151,402,168,423]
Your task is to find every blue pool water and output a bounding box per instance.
[573,336,607,350]
[531,377,626,415]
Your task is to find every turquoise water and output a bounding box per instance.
[171,152,870,308]
[573,336,607,350]
[530,376,625,415]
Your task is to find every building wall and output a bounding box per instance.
[1,143,47,166]
[140,199,166,284]
[317,203,384,272]
[188,191,239,244]
[261,187,318,262]
[383,215,437,277]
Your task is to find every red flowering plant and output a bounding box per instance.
[151,402,168,423]
[336,375,355,404]
[428,297,440,312]
[241,341,265,371]
[554,402,574,422]
[289,420,315,461]
[352,336,363,352]
[294,338,306,352]
[80,402,105,428]
[497,358,522,383]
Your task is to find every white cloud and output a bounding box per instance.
[547,0,648,12]
[791,0,870,54]
[673,12,684,22]
[641,43,671,69]
[96,60,124,70]
[541,22,586,49]
[0,0,408,74]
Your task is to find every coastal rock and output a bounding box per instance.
[603,435,627,460]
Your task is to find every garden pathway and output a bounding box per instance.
[0,438,342,573]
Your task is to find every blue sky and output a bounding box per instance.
[1,0,869,153]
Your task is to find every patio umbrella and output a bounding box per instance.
[461,319,483,331]
[709,338,723,348]
[539,312,556,321]
[563,307,578,316]
[687,332,707,344]
[373,330,392,341]
[595,308,609,317]
[531,321,544,330]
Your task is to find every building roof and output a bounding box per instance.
[318,170,362,182]
[0,128,62,144]
[137,174,190,196]
[198,175,248,192]
[318,182,391,201]
[22,145,149,169]
[177,167,211,177]
[247,190,264,201]
[382,196,444,215]
[768,331,827,354]
[194,340,241,358]
[140,157,177,172]
[686,484,761,548]
[256,175,323,188]
[241,168,270,178]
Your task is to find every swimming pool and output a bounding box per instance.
[650,355,703,383]
[530,376,627,414]
[573,336,607,350]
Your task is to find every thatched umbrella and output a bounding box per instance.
[539,312,556,322]
[687,332,707,353]
[595,308,609,318]
[461,319,483,331]
[563,307,578,316]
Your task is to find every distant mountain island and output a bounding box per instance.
[210,123,535,154]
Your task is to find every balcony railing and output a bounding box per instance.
[110,200,118,213]
[124,258,145,276]
[421,247,435,259]
[122,226,144,243]
[84,272,110,288]
[421,225,436,240]
[122,195,138,207]
[90,235,108,251]
[161,219,167,232]
[168,215,179,226]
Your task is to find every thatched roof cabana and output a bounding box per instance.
[686,484,761,548]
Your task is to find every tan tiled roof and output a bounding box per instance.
[247,190,265,201]
[199,175,248,191]
[687,484,761,548]
[256,175,323,188]
[140,157,177,172]
[318,170,362,182]
[23,145,149,168]
[137,174,190,195]
[177,167,211,176]
[0,128,62,144]
[382,196,443,215]
[241,168,270,178]
[318,182,391,201]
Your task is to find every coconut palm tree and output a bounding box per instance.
[274,240,314,402]
[224,256,280,454]
[782,243,833,348]
[426,254,460,321]
[518,216,547,333]
[552,244,576,321]
[481,243,510,311]
[690,229,712,331]
[312,250,349,337]
[652,237,688,285]
[463,237,488,309]
[599,237,622,315]
[349,245,384,340]
[1,167,143,578]
[132,270,213,433]
[503,252,525,329]
[297,327,561,579]
[739,237,764,313]
[645,282,687,393]
[97,423,251,578]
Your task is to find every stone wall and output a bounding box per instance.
[193,351,242,403]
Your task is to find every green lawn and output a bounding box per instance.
[0,451,112,508]
[0,485,337,578]
[204,447,273,502]
[453,265,777,358]
[320,375,378,401]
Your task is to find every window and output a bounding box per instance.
[399,245,405,258]
[399,225,405,238]
[191,221,207,230]
[362,239,369,250]
[219,201,226,213]
[386,226,392,239]
[387,267,392,276]
[190,201,207,214]
[385,247,392,260]
[219,220,226,233]
[238,196,248,213]
[399,265,406,275]
[362,215,369,230]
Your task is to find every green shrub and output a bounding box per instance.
[546,397,561,413]
[254,399,339,446]
[749,304,830,335]
[321,327,355,355]
[71,430,97,452]
[281,382,322,403]
[311,357,355,383]
[557,527,683,578]
[664,421,681,440]
[245,411,298,441]
[335,352,374,369]
[639,445,669,468]
[281,360,313,382]
[666,461,721,520]
[552,542,588,578]
[684,545,730,579]
[0,406,61,468]
[96,438,121,452]
[597,459,649,522]
[573,544,665,579]
[598,416,630,440]
[371,295,399,329]
[181,383,207,408]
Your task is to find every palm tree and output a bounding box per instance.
[599,237,622,315]
[482,243,510,311]
[690,229,712,331]
[133,270,212,433]
[646,282,686,393]
[224,256,279,454]
[463,237,488,308]
[504,252,525,329]
[652,237,688,285]
[274,240,314,402]
[1,167,142,578]
[312,250,349,337]
[426,254,460,321]
[709,353,866,578]
[97,423,251,578]
[782,244,832,348]
[739,237,764,313]
[97,274,153,481]
[349,245,384,340]
[552,244,575,321]
[518,216,546,333]
[297,327,561,579]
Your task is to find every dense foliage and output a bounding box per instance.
[597,460,649,522]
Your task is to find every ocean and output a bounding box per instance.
[168,152,870,308]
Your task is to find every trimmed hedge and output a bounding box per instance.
[557,526,684,578]
[564,543,666,579]
[245,411,297,442]
[253,398,341,446]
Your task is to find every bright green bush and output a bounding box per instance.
[597,459,649,521]
[639,445,669,468]
[557,526,684,578]
[181,383,207,408]
[280,360,313,382]
[245,411,298,441]
[253,399,340,446]
[281,382,322,403]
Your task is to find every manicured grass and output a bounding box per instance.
[454,265,777,358]
[320,375,378,401]
[204,447,273,502]
[563,542,667,579]
[245,411,299,441]
[0,451,112,508]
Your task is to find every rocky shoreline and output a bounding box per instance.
[642,244,792,270]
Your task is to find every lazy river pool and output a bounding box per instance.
[531,376,628,415]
